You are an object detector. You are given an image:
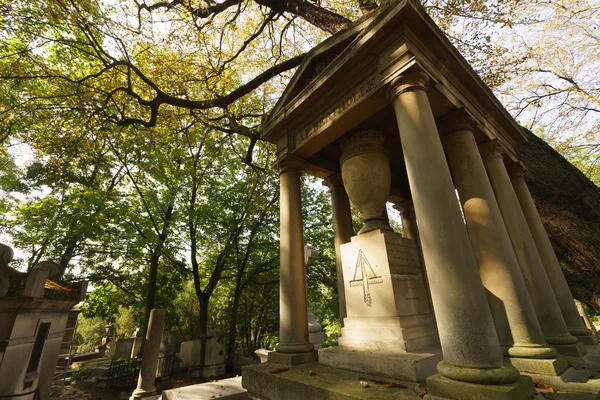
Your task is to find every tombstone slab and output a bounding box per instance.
[161,376,248,400]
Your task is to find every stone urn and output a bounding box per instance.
[340,130,392,234]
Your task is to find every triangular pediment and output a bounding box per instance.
[270,9,382,117]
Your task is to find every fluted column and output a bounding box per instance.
[393,200,432,310]
[441,113,559,367]
[323,174,354,327]
[389,70,519,386]
[274,157,314,358]
[509,164,598,346]
[480,141,584,357]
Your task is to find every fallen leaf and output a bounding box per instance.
[175,380,184,383]
[360,381,370,388]
[533,381,555,392]
[210,396,215,399]
[268,367,290,374]
[309,370,319,376]
[220,385,224,390]
[419,389,428,398]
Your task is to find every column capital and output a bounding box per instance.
[274,155,306,174]
[479,139,506,161]
[323,173,344,189]
[506,161,528,178]
[393,199,414,213]
[387,70,430,101]
[437,108,477,137]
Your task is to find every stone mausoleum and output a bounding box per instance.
[242,1,600,399]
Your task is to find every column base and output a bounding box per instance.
[130,387,157,400]
[275,341,314,354]
[318,345,441,382]
[577,334,599,346]
[268,350,318,366]
[553,341,587,357]
[504,355,568,376]
[424,374,534,400]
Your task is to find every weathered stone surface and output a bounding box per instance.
[339,230,438,352]
[318,346,440,382]
[553,342,587,357]
[526,366,600,395]
[267,350,318,366]
[242,361,424,400]
[162,376,248,400]
[23,269,49,298]
[504,355,569,376]
[179,334,225,377]
[106,338,134,360]
[425,374,534,400]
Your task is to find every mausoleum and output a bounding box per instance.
[242,1,600,399]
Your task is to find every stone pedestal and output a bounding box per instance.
[337,230,438,352]
[319,229,440,381]
[393,200,432,310]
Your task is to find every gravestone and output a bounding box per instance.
[179,330,225,378]
[107,338,134,360]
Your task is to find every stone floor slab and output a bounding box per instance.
[161,376,248,400]
[424,374,534,400]
[526,366,600,395]
[318,346,441,382]
[242,361,426,400]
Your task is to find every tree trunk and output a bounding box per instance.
[225,279,242,372]
[141,249,160,352]
[197,296,209,373]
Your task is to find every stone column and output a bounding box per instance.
[575,300,598,335]
[480,141,585,357]
[323,174,354,327]
[131,309,166,399]
[389,71,523,396]
[509,164,598,346]
[393,200,432,310]
[441,114,565,376]
[269,157,315,365]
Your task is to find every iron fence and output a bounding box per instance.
[105,354,174,390]
[105,357,142,390]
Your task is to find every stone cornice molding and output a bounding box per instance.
[479,139,506,161]
[506,161,528,178]
[322,173,344,189]
[387,70,430,101]
[274,155,307,174]
[393,200,414,214]
[437,108,477,137]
